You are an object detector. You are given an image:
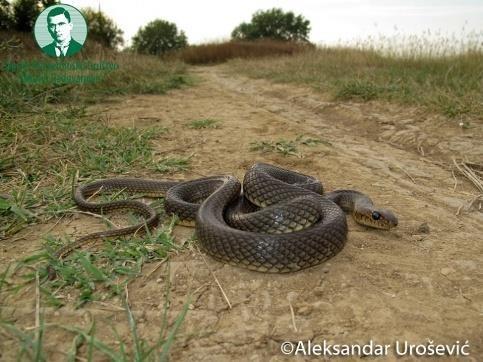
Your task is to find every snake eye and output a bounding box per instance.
[371,211,381,220]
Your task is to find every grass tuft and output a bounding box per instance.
[250,135,331,157]
[335,79,384,101]
[187,118,220,129]
[250,139,299,157]
[30,217,178,307]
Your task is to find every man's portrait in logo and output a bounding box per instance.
[34,4,88,58]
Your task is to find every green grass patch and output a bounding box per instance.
[89,55,189,98]
[17,215,177,308]
[0,107,190,239]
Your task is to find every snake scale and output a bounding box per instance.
[49,163,398,276]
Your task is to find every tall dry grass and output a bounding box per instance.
[228,36,483,119]
[177,39,313,64]
[349,29,483,58]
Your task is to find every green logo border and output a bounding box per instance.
[33,3,89,58]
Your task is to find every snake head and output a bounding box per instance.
[355,207,398,230]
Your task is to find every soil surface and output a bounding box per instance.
[1,65,482,361]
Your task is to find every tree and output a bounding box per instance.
[132,19,187,55]
[0,0,13,30]
[82,8,123,49]
[40,0,57,8]
[231,8,311,42]
[10,0,57,32]
[12,0,39,31]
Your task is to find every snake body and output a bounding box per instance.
[50,163,397,275]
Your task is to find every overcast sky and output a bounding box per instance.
[64,0,483,46]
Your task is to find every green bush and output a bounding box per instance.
[132,19,187,55]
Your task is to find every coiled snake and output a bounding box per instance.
[49,163,398,277]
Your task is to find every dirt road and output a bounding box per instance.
[3,65,483,360]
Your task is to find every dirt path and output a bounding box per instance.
[3,65,483,360]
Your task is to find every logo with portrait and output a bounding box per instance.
[34,4,87,58]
